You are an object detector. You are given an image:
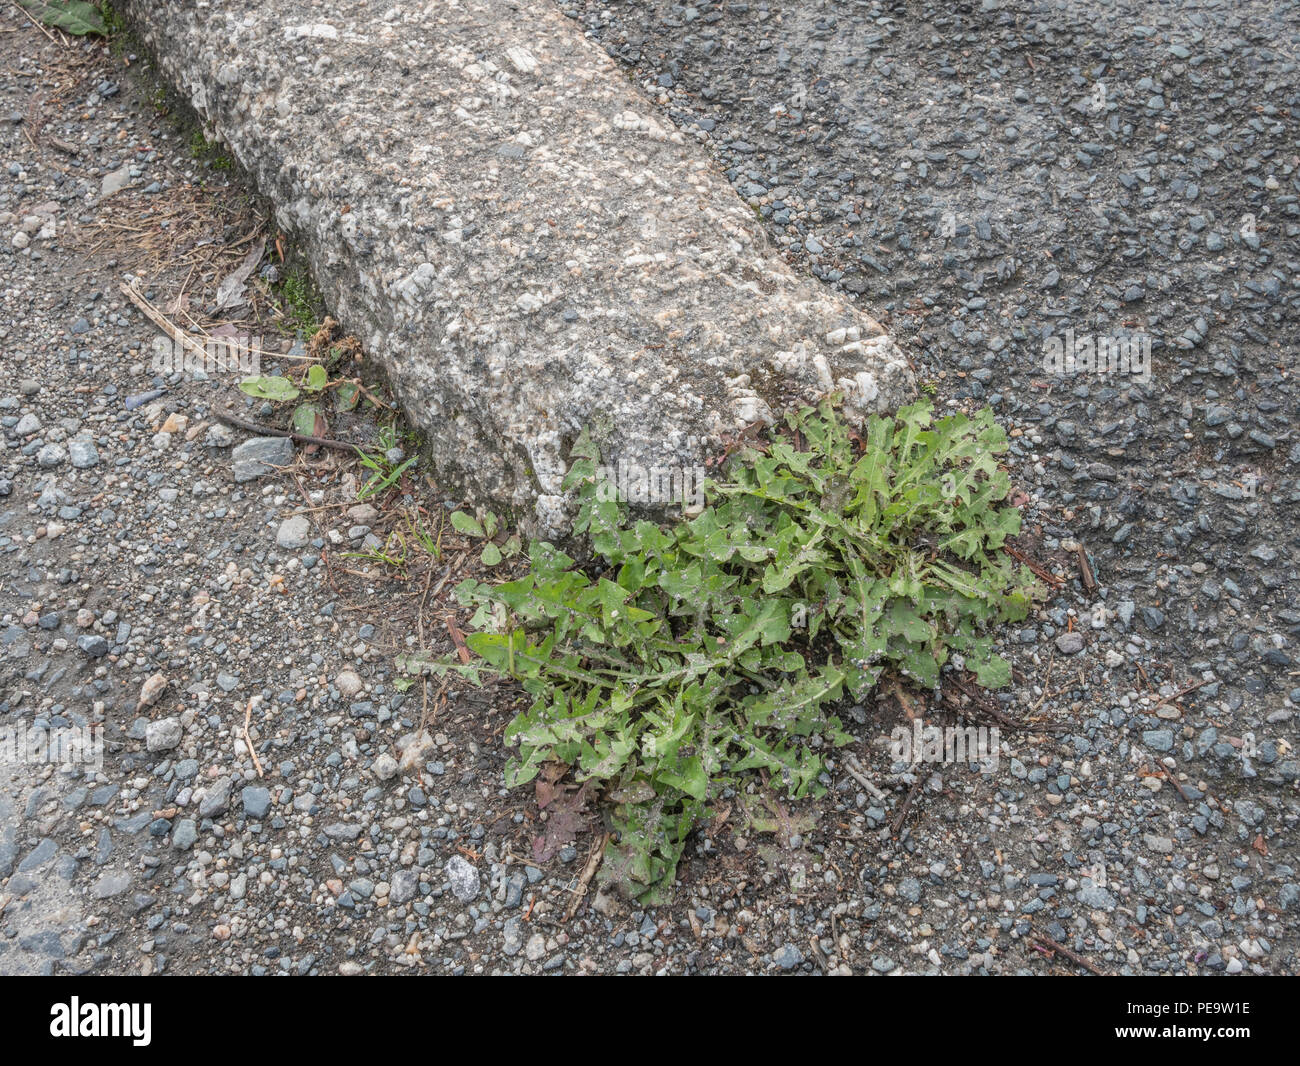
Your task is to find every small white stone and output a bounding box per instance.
[276,515,311,549]
[100,164,132,198]
[503,46,538,74]
[371,753,400,781]
[204,423,235,448]
[145,717,183,752]
[286,23,337,39]
[335,669,363,697]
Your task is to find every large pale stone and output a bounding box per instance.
[120,0,914,532]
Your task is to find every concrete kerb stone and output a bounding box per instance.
[119,0,914,533]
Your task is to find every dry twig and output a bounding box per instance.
[565,831,610,922]
[211,409,361,454]
[842,753,887,802]
[1031,929,1107,976]
[242,699,264,778]
[890,774,923,836]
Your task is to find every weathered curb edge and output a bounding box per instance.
[119,0,915,533]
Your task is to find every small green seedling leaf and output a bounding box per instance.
[305,364,329,392]
[239,375,300,402]
[291,402,323,437]
[20,1,107,36]
[335,381,360,411]
[451,511,484,537]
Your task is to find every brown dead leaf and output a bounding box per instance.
[214,235,266,310]
[532,782,591,863]
[446,617,471,664]
[535,761,569,810]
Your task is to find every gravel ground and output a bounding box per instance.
[2,3,1297,976]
